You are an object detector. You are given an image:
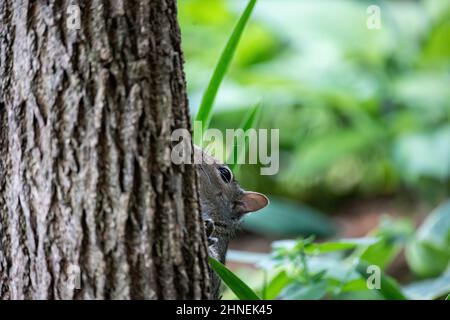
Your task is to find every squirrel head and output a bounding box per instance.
[194,147,268,262]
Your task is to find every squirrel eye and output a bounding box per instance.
[218,166,232,183]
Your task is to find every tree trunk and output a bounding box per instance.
[0,0,211,299]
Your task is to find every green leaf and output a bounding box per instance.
[278,280,328,300]
[406,200,450,278]
[355,260,407,300]
[194,0,257,145]
[305,256,361,286]
[358,240,400,270]
[393,74,450,118]
[264,270,293,300]
[403,269,450,300]
[305,238,380,255]
[273,237,379,255]
[394,127,450,181]
[208,257,261,300]
[421,20,450,66]
[340,278,371,292]
[226,102,261,171]
[355,217,413,270]
[406,240,449,279]
[446,293,450,300]
[242,197,336,237]
[416,200,450,248]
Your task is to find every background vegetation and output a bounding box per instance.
[179,0,450,300]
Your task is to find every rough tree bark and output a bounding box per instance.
[0,0,211,299]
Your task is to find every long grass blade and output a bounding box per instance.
[209,257,261,300]
[194,0,257,145]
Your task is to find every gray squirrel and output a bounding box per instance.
[194,147,269,298]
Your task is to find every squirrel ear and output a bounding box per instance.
[235,192,269,215]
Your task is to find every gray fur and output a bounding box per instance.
[194,147,268,299]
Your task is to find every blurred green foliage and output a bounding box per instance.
[180,0,450,298]
[406,200,450,277]
[180,0,450,206]
[222,208,450,300]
